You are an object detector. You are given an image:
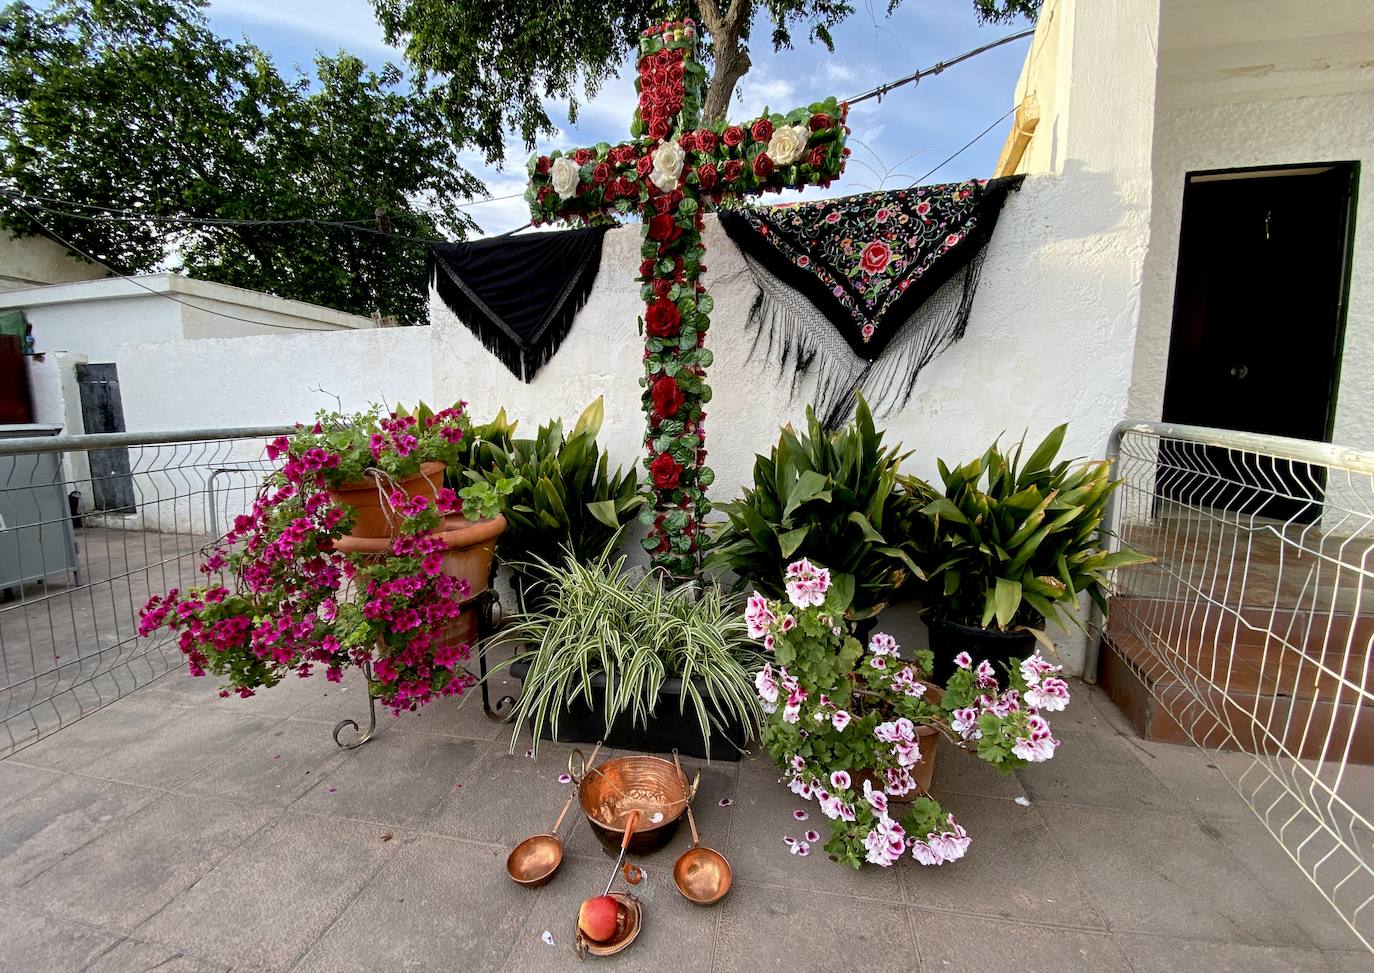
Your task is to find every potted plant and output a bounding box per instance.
[706,396,931,623]
[748,557,1073,868]
[463,397,643,608]
[917,425,1148,682]
[138,402,510,713]
[293,402,473,539]
[493,545,763,760]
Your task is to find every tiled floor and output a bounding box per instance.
[0,672,1369,972]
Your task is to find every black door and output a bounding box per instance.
[1160,164,1357,522]
[75,363,137,513]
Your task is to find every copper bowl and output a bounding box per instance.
[673,845,732,906]
[577,755,690,855]
[574,892,642,958]
[506,833,563,888]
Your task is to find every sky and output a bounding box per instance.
[206,0,1034,237]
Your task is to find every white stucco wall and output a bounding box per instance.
[113,326,434,433]
[0,232,107,292]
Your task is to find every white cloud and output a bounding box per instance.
[209,0,399,56]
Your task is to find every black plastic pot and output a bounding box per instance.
[924,615,1038,685]
[507,658,749,761]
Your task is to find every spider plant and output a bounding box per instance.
[491,545,763,758]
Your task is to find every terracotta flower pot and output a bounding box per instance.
[850,683,945,799]
[327,461,446,538]
[333,513,507,597]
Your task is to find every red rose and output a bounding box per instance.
[646,213,681,243]
[649,118,669,140]
[593,162,611,184]
[752,153,774,179]
[537,185,552,204]
[636,154,654,178]
[652,277,672,299]
[695,129,718,154]
[678,131,695,152]
[750,118,773,142]
[615,176,636,198]
[650,452,683,490]
[573,147,593,165]
[809,113,833,131]
[651,375,685,419]
[652,193,674,215]
[536,156,550,174]
[859,240,892,275]
[723,159,744,183]
[696,163,718,191]
[722,125,745,147]
[644,297,682,337]
[639,259,656,278]
[807,146,826,168]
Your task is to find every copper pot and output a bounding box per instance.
[575,753,691,855]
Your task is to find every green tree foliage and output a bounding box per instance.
[0,0,485,325]
[371,0,1041,161]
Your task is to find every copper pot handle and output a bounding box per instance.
[566,740,604,786]
[671,750,702,848]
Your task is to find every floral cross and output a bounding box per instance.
[527,19,848,576]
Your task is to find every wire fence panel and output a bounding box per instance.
[0,427,289,758]
[1102,421,1374,952]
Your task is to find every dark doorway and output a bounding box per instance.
[75,362,136,513]
[1160,163,1358,522]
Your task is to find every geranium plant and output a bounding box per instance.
[750,558,1071,868]
[138,402,494,713]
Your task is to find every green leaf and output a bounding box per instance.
[777,525,810,557]
[782,470,833,521]
[994,577,1022,629]
[586,499,620,530]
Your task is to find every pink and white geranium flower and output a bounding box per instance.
[1020,651,1062,686]
[1025,676,1071,712]
[868,632,899,658]
[863,815,906,867]
[830,770,851,790]
[783,558,831,609]
[1012,714,1060,762]
[744,592,775,639]
[951,706,982,741]
[954,651,973,669]
[890,666,926,698]
[755,663,780,713]
[831,709,852,731]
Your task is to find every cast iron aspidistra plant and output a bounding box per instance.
[705,396,932,619]
[919,424,1148,634]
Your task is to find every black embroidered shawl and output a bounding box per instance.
[429,226,608,382]
[721,177,1022,424]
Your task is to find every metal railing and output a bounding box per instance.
[1101,420,1374,950]
[0,426,290,757]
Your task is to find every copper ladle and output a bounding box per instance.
[506,741,602,887]
[574,810,643,958]
[670,750,733,906]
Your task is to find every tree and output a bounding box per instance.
[0,0,485,326]
[370,0,1041,162]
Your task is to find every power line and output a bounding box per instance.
[10,200,388,333]
[0,189,528,245]
[843,28,1035,107]
[910,104,1018,185]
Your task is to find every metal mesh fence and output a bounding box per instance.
[0,427,289,757]
[1102,421,1374,951]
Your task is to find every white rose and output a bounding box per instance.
[650,140,686,193]
[766,124,810,166]
[550,156,580,200]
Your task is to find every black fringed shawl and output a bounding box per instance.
[429,226,608,382]
[721,176,1022,425]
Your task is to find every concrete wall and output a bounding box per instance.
[0,232,107,292]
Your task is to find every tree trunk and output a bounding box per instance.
[697,0,754,125]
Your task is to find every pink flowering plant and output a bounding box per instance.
[138,402,494,713]
[749,558,1071,869]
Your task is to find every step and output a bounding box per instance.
[1098,603,1374,765]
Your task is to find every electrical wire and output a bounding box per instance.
[910,104,1018,185]
[842,28,1034,107]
